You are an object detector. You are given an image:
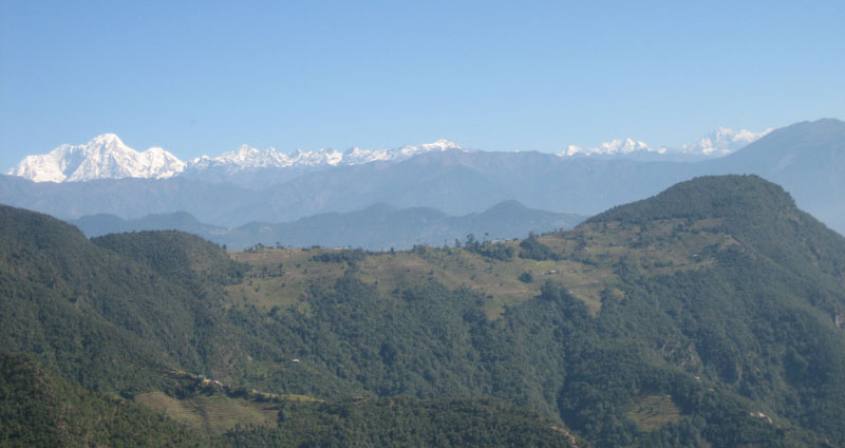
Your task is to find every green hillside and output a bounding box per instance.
[0,352,210,447]
[2,175,845,446]
[0,206,259,394]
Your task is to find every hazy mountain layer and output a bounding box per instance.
[70,201,583,250]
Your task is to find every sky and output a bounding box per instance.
[1,0,844,168]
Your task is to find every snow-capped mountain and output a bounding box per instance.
[561,127,771,159]
[8,127,770,184]
[9,135,465,183]
[189,145,345,172]
[8,134,186,183]
[678,127,772,157]
[564,138,660,157]
[189,138,463,173]
[393,139,463,159]
[341,139,463,165]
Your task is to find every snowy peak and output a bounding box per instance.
[88,133,125,148]
[396,138,462,158]
[678,127,772,157]
[188,139,463,172]
[340,139,461,166]
[343,146,393,165]
[564,137,660,157]
[9,134,186,183]
[191,145,344,171]
[9,126,771,183]
[10,136,464,182]
[561,127,771,160]
[191,145,290,170]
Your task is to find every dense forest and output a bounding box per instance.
[2,175,844,447]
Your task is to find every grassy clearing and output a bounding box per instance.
[135,391,205,428]
[626,394,682,431]
[227,248,346,311]
[135,391,278,434]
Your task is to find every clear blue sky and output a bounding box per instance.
[1,0,843,168]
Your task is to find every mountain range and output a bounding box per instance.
[1,119,843,237]
[8,127,765,185]
[562,127,771,160]
[69,201,584,250]
[8,133,464,186]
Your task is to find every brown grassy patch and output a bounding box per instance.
[135,391,278,434]
[626,394,682,431]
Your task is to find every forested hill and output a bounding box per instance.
[589,174,797,223]
[0,203,250,393]
[0,352,207,447]
[590,174,845,279]
[2,175,845,446]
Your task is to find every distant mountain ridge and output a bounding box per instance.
[70,201,584,250]
[9,135,464,184]
[71,211,227,241]
[8,126,768,184]
[2,119,843,235]
[562,127,770,159]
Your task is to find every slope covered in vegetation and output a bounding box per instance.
[0,352,209,446]
[0,206,260,394]
[2,175,844,447]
